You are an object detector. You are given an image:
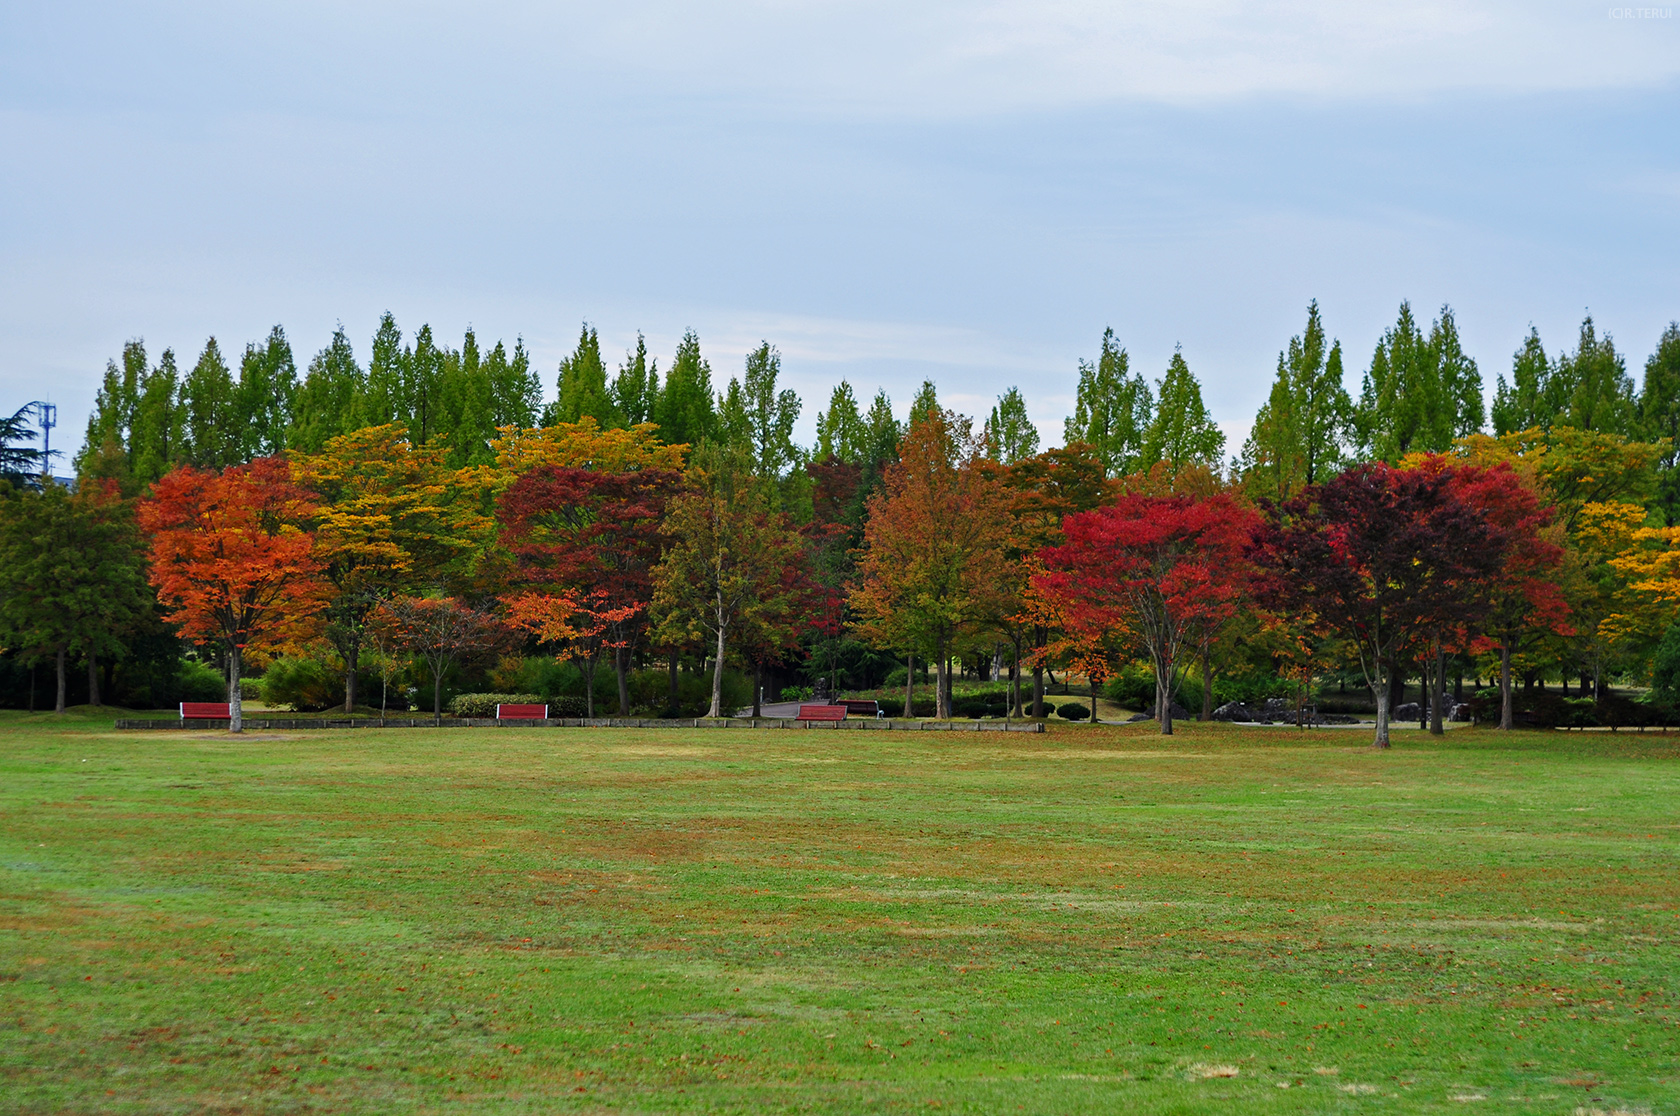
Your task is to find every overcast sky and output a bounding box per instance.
[3,1,1677,458]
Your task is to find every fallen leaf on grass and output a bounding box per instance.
[1187,1063,1239,1080]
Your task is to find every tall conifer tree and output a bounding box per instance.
[552,323,619,428]
[1240,301,1351,499]
[289,325,364,453]
[1064,328,1152,476]
[180,338,239,470]
[1491,327,1555,435]
[815,382,867,463]
[358,312,407,429]
[236,325,297,459]
[1355,303,1482,462]
[655,330,716,446]
[984,387,1040,464]
[1554,315,1635,435]
[1142,348,1224,472]
[611,333,658,425]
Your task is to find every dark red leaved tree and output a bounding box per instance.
[1251,462,1509,747]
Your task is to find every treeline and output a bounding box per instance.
[4,301,1680,734]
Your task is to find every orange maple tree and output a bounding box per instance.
[849,411,1016,719]
[138,456,327,731]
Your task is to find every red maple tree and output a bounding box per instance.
[1035,492,1259,734]
[497,465,679,715]
[1439,458,1572,730]
[138,457,326,731]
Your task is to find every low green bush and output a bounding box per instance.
[175,659,228,703]
[261,655,341,712]
[1057,701,1091,721]
[448,693,546,718]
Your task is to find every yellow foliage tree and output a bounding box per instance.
[291,424,454,711]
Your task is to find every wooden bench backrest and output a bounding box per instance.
[496,703,549,719]
[797,704,848,721]
[180,702,232,719]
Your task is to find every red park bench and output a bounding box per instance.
[180,702,231,721]
[496,703,549,720]
[796,704,847,721]
[838,699,880,718]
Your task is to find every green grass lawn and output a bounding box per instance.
[2,712,1677,1114]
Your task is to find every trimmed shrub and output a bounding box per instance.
[176,659,228,703]
[261,655,341,712]
[448,693,545,718]
[1057,701,1091,721]
[780,685,814,702]
[953,690,1009,718]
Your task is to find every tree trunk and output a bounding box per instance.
[1499,643,1514,731]
[1199,642,1212,722]
[752,660,762,718]
[1010,637,1023,717]
[616,644,632,715]
[431,665,443,727]
[55,646,66,714]
[1033,665,1044,718]
[1429,640,1445,736]
[669,649,680,713]
[1371,663,1391,748]
[582,658,596,718]
[87,652,100,707]
[1389,666,1405,713]
[1089,677,1098,724]
[343,645,359,713]
[1158,651,1174,736]
[905,653,914,720]
[708,622,727,718]
[230,646,244,733]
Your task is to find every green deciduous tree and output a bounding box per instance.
[0,482,149,712]
[1065,328,1152,477]
[718,342,801,488]
[1639,322,1680,526]
[652,445,809,717]
[1142,348,1224,472]
[907,380,942,434]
